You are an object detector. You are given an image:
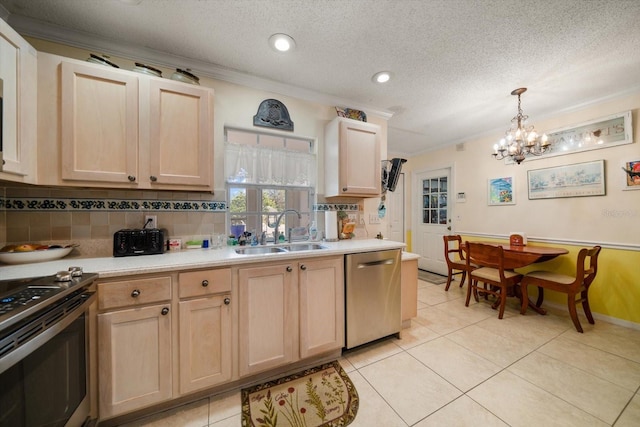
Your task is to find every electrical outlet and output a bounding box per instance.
[347,213,358,222]
[145,215,157,229]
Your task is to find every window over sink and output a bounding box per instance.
[224,127,316,242]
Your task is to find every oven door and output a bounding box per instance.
[0,290,96,427]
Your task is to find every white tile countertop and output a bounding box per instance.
[0,239,406,280]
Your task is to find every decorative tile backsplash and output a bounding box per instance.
[1,197,227,212]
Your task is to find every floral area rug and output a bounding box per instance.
[241,360,358,427]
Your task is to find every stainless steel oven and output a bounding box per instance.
[0,269,98,427]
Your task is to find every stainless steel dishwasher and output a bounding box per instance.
[345,249,402,349]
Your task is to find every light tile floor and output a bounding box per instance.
[120,277,640,427]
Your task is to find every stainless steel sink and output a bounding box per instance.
[235,246,287,255]
[234,243,327,255]
[283,243,328,251]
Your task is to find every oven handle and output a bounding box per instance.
[0,291,96,375]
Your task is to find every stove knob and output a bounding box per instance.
[55,271,72,282]
[69,266,83,277]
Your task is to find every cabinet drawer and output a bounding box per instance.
[179,268,231,298]
[98,276,172,310]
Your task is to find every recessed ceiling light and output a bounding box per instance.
[372,71,392,83]
[372,71,392,84]
[269,33,296,52]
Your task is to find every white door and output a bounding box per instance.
[412,168,451,274]
[386,173,405,243]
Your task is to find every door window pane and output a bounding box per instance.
[422,176,449,225]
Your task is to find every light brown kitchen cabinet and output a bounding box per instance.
[38,53,213,191]
[401,255,418,327]
[238,256,344,377]
[238,262,298,377]
[178,269,232,394]
[299,256,344,358]
[97,276,173,419]
[325,117,381,197]
[0,18,37,183]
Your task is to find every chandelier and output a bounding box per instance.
[492,88,550,164]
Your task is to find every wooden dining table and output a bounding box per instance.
[467,241,569,314]
[473,242,569,270]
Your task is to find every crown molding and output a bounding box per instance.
[7,14,393,120]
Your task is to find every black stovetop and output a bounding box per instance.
[0,272,98,332]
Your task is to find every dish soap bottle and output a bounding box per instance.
[309,221,318,241]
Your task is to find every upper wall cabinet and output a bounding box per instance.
[324,117,381,197]
[0,18,37,183]
[38,53,213,191]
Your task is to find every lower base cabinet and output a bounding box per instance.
[98,303,172,419]
[177,268,233,394]
[238,256,344,377]
[96,258,344,420]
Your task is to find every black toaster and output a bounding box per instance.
[113,228,166,257]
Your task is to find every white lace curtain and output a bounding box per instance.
[224,142,316,187]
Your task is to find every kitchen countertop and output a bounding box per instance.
[0,239,406,280]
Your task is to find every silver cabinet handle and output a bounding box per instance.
[161,307,169,315]
[300,264,307,270]
[224,297,231,305]
[150,175,158,182]
[131,289,141,297]
[202,280,209,287]
[286,266,293,272]
[128,175,136,182]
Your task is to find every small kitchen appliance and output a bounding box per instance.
[113,228,166,257]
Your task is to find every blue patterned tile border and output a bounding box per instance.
[313,203,359,212]
[0,197,227,212]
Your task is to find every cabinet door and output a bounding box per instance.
[60,61,139,185]
[339,119,381,195]
[299,256,345,358]
[178,295,232,394]
[98,304,172,418]
[147,79,212,189]
[238,263,297,377]
[0,19,37,181]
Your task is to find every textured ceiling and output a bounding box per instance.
[2,0,640,156]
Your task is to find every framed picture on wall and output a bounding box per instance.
[622,160,640,190]
[488,177,515,205]
[527,160,606,199]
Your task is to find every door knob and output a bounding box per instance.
[447,226,451,231]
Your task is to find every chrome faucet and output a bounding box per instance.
[273,209,301,243]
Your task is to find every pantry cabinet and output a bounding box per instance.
[0,18,37,183]
[325,117,381,197]
[97,276,173,419]
[38,53,213,191]
[238,255,344,377]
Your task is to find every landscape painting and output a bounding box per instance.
[528,160,606,199]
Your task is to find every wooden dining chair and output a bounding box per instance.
[443,235,477,291]
[520,246,601,333]
[465,242,523,319]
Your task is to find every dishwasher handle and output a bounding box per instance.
[357,258,395,268]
